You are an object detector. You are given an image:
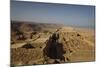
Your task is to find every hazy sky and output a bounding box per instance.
[11,1,95,28]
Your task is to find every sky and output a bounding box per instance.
[11,1,95,28]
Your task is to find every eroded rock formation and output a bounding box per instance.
[43,31,70,63]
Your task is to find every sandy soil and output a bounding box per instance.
[11,22,95,66]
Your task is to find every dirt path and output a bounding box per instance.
[11,42,26,48]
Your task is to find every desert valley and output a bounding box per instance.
[11,21,95,65]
